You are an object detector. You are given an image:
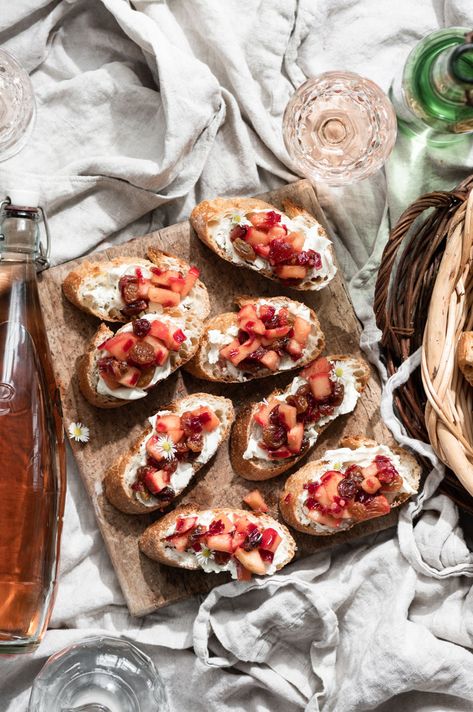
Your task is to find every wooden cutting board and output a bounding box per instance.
[38,179,398,617]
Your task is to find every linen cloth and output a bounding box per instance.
[2,1,473,710]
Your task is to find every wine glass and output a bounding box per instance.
[28,636,169,712]
[283,71,397,185]
[0,49,36,162]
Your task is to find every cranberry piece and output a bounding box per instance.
[293,249,321,269]
[208,519,225,536]
[230,224,249,242]
[98,356,115,374]
[172,329,186,344]
[304,482,319,496]
[305,497,318,510]
[135,267,144,281]
[269,405,281,425]
[189,525,207,545]
[374,456,399,484]
[162,459,178,475]
[355,490,374,504]
[136,465,156,482]
[337,478,358,500]
[259,549,274,564]
[133,318,151,337]
[154,486,175,500]
[260,306,276,325]
[265,210,282,226]
[130,480,145,492]
[269,239,294,266]
[120,299,148,317]
[242,527,263,551]
[245,347,267,362]
[150,267,163,275]
[187,431,204,453]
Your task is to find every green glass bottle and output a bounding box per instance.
[390,28,473,137]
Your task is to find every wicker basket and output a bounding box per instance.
[374,175,473,514]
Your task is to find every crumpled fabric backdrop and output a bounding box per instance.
[2,1,473,710]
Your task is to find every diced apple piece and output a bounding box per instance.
[275,265,308,280]
[267,447,293,460]
[310,372,333,401]
[175,515,198,533]
[232,530,247,550]
[287,422,304,453]
[247,211,274,229]
[116,365,141,387]
[219,338,241,363]
[150,269,182,289]
[286,338,303,359]
[149,320,170,342]
[246,227,270,248]
[238,304,266,336]
[99,370,120,390]
[267,225,287,240]
[243,489,269,513]
[137,280,150,299]
[206,533,234,553]
[169,533,190,552]
[143,468,170,494]
[192,406,220,432]
[101,333,138,361]
[300,356,331,380]
[361,463,379,479]
[263,325,292,341]
[307,509,340,528]
[148,286,181,307]
[233,547,267,575]
[260,350,280,371]
[143,335,169,365]
[287,232,305,252]
[228,337,262,366]
[180,266,200,297]
[278,403,297,430]
[146,435,168,462]
[254,244,270,259]
[361,476,382,494]
[253,397,279,427]
[293,317,311,346]
[260,528,282,553]
[156,414,182,432]
[312,471,344,508]
[213,514,234,533]
[234,516,252,534]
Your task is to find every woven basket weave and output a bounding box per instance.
[374,175,473,513]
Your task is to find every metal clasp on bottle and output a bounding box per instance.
[0,197,51,271]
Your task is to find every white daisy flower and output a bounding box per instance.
[195,546,214,566]
[230,209,248,224]
[335,366,344,378]
[154,435,176,460]
[68,422,90,443]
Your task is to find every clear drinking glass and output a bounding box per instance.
[0,49,36,161]
[28,636,169,712]
[283,71,397,185]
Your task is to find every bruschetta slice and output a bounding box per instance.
[184,296,324,383]
[190,197,336,291]
[104,394,234,514]
[63,250,209,322]
[279,436,421,535]
[78,311,203,408]
[139,506,296,579]
[231,355,371,480]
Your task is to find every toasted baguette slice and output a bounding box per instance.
[231,354,371,480]
[191,197,336,291]
[63,251,210,322]
[78,311,203,408]
[184,295,325,383]
[139,505,296,578]
[457,331,473,386]
[279,436,421,536]
[104,394,234,514]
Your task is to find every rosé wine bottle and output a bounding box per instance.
[283,71,397,185]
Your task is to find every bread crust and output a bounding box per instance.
[184,295,325,383]
[62,251,210,322]
[104,394,235,514]
[230,354,371,480]
[78,310,204,408]
[190,197,335,291]
[279,436,421,536]
[139,506,297,573]
[457,331,473,386]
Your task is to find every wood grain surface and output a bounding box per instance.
[38,179,398,617]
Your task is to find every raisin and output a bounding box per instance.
[119,276,140,304]
[262,424,286,449]
[120,299,148,317]
[337,478,358,500]
[269,405,281,425]
[259,549,274,563]
[154,486,175,501]
[286,394,308,414]
[260,306,276,325]
[214,551,231,565]
[181,411,203,436]
[111,359,130,379]
[296,383,311,397]
[189,525,207,544]
[355,490,374,504]
[136,465,156,481]
[174,441,190,460]
[245,346,267,362]
[330,381,345,407]
[136,367,155,389]
[162,459,178,475]
[128,341,155,366]
[344,465,364,483]
[133,318,151,337]
[187,432,204,453]
[270,337,290,354]
[233,238,256,261]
